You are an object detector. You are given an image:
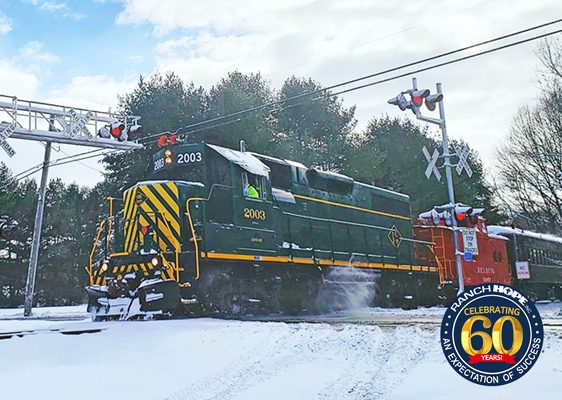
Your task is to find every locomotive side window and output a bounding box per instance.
[260,159,291,190]
[242,172,265,200]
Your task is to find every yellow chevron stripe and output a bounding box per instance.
[154,183,180,216]
[139,185,180,238]
[139,202,179,251]
[166,182,179,197]
[123,187,138,252]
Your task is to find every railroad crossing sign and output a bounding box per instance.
[453,143,472,178]
[0,97,17,157]
[422,145,441,181]
[422,144,473,182]
[387,225,403,248]
[0,123,16,157]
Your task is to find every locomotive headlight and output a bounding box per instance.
[165,150,173,165]
[151,257,159,266]
[101,263,109,272]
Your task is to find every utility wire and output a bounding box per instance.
[330,28,562,96]
[9,148,105,181]
[137,18,562,144]
[175,27,562,138]
[264,0,501,78]
[0,148,113,191]
[4,20,560,189]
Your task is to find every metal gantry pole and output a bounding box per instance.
[411,78,464,294]
[435,83,464,294]
[24,141,52,316]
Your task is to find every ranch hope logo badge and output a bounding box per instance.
[441,284,543,386]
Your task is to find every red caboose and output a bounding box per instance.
[414,204,512,289]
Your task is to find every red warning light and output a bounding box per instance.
[411,95,423,107]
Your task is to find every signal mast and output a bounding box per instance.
[388,78,472,294]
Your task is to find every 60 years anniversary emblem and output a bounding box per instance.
[441,284,543,386]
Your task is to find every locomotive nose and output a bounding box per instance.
[123,181,182,255]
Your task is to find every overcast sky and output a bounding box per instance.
[1,0,561,187]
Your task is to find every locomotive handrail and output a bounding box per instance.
[106,197,114,251]
[184,183,237,280]
[88,219,106,286]
[186,197,205,280]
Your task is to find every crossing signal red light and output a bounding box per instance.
[454,205,473,226]
[424,93,444,111]
[110,121,126,141]
[410,89,430,107]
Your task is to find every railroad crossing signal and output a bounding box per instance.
[387,93,410,111]
[453,144,473,178]
[0,93,143,317]
[388,77,467,294]
[0,95,142,153]
[422,146,442,181]
[388,225,403,248]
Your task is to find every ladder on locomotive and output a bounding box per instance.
[429,228,456,284]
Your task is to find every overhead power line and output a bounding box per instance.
[136,18,561,143]
[163,26,562,140]
[4,20,561,186]
[330,28,562,97]
[0,148,111,190]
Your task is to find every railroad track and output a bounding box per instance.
[234,313,562,331]
[0,326,106,340]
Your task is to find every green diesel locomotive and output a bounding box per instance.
[86,138,442,319]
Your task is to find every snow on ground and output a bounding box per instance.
[0,303,560,400]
